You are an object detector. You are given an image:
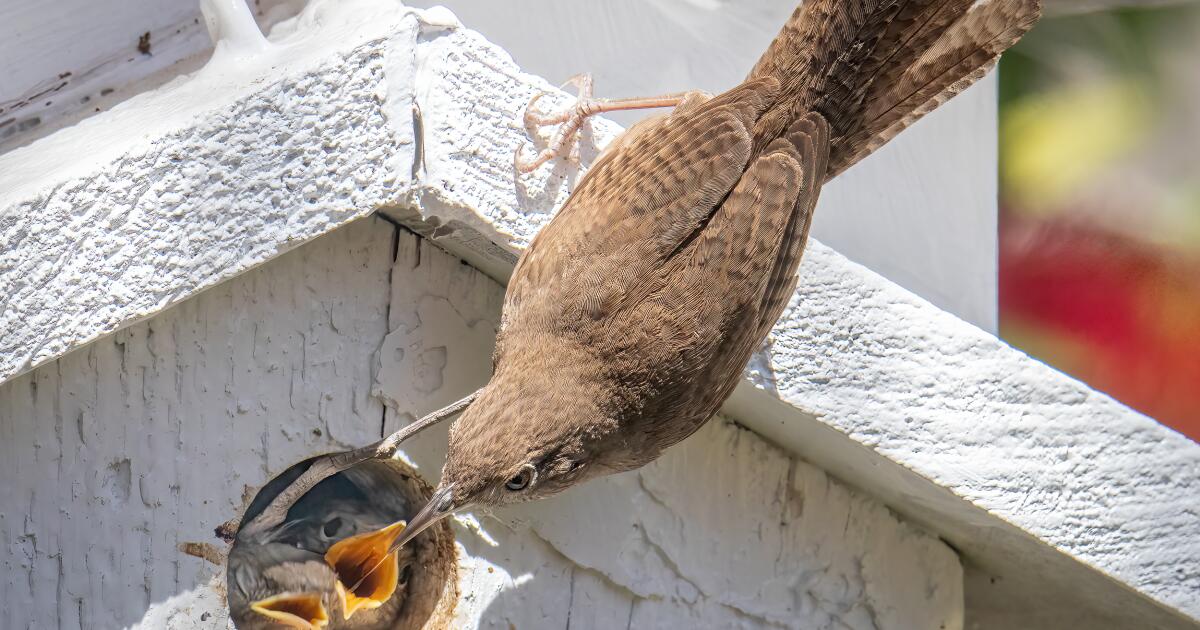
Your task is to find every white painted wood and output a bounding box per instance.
[0,217,394,629]
[0,6,432,388]
[0,0,304,151]
[725,241,1200,630]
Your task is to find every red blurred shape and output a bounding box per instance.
[1000,213,1200,439]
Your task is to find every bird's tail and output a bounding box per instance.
[747,0,1040,179]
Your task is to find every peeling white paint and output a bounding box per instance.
[372,233,501,419]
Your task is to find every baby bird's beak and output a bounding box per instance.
[249,592,329,629]
[324,520,407,619]
[323,483,458,619]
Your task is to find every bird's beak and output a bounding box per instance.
[249,592,329,629]
[388,482,457,552]
[324,520,406,619]
[322,483,457,620]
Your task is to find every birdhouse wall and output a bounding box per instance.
[0,216,963,629]
[0,217,395,629]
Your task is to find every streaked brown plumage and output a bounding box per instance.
[386,0,1042,548]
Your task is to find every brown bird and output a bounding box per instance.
[378,0,1042,551]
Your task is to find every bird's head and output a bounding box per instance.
[388,369,615,549]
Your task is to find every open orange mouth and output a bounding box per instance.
[249,592,329,629]
[323,520,407,619]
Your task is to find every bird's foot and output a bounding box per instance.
[515,73,689,173]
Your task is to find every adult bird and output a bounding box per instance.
[373,0,1042,555]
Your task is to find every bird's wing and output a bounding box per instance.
[752,113,829,336]
[665,112,830,344]
[625,113,830,434]
[501,79,780,332]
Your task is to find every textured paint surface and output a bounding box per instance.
[746,241,1200,629]
[0,6,428,388]
[0,218,393,629]
[1,3,1197,628]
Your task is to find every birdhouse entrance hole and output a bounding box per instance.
[229,456,457,629]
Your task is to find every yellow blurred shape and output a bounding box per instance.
[1002,80,1150,212]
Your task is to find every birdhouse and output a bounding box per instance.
[1,2,1197,629]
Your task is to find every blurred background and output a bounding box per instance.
[998,1,1200,439]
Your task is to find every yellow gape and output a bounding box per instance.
[324,520,408,619]
[249,592,329,629]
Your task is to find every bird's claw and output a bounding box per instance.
[515,74,597,173]
[515,134,581,174]
[523,91,569,128]
[515,75,692,173]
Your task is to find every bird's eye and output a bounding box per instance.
[505,465,536,491]
[322,516,344,539]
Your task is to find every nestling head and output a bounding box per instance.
[227,541,341,630]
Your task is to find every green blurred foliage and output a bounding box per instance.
[1000,3,1200,250]
[1000,5,1196,106]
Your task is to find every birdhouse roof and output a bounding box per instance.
[0,5,1196,628]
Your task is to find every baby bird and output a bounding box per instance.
[228,468,415,629]
[227,539,340,630]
